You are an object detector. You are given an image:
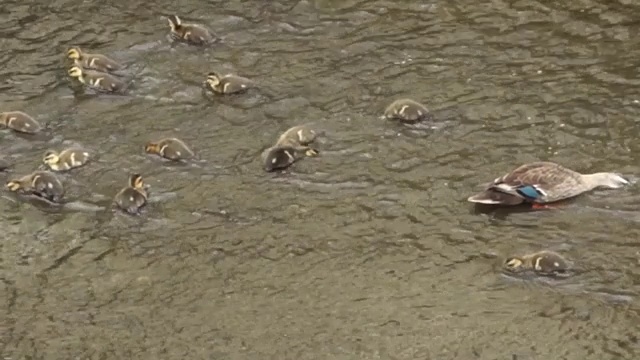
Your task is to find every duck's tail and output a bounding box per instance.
[467,189,524,205]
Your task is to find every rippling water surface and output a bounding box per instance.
[2,0,640,359]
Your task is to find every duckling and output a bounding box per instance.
[0,111,42,134]
[114,174,148,214]
[43,148,91,172]
[262,145,317,172]
[67,46,122,73]
[503,251,570,277]
[67,66,126,93]
[144,138,194,161]
[384,98,431,123]
[275,125,319,156]
[6,171,64,203]
[205,72,253,94]
[167,15,215,46]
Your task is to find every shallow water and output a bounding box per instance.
[2,0,640,359]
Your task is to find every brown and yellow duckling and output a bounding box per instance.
[167,15,216,46]
[6,171,65,203]
[145,138,194,161]
[67,46,122,73]
[114,174,149,214]
[262,125,320,172]
[205,72,254,95]
[384,98,431,123]
[503,250,570,277]
[67,66,126,93]
[0,111,42,134]
[276,124,318,149]
[262,145,312,172]
[43,148,91,172]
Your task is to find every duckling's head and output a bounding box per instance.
[144,142,161,155]
[43,151,60,166]
[68,66,84,79]
[67,47,82,60]
[503,257,525,273]
[167,15,182,30]
[6,180,22,192]
[129,174,146,190]
[206,72,222,87]
[0,113,8,125]
[263,147,296,172]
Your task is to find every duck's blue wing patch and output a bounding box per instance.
[515,185,546,200]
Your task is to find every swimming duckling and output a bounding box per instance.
[43,148,91,172]
[275,125,319,156]
[167,15,216,46]
[0,111,42,134]
[67,46,122,73]
[503,251,570,277]
[67,66,126,93]
[262,146,308,172]
[6,171,64,203]
[145,138,194,161]
[384,98,431,123]
[114,174,149,214]
[205,72,253,94]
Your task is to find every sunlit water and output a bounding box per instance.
[1,1,640,359]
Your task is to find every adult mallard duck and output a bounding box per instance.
[167,15,216,46]
[467,162,629,208]
[503,250,570,277]
[67,46,122,73]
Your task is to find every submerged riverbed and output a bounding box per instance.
[2,0,640,359]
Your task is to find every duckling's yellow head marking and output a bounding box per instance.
[68,66,84,79]
[144,142,160,154]
[43,151,60,165]
[129,174,144,190]
[67,47,82,60]
[206,72,221,87]
[6,180,22,192]
[504,257,523,271]
[167,15,182,30]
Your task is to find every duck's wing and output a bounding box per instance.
[491,162,583,202]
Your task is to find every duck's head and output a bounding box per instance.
[167,15,182,30]
[263,147,296,172]
[129,174,145,190]
[144,142,161,155]
[43,150,60,166]
[6,180,22,192]
[67,66,84,79]
[67,47,82,60]
[503,257,525,273]
[205,72,222,88]
[586,172,630,189]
